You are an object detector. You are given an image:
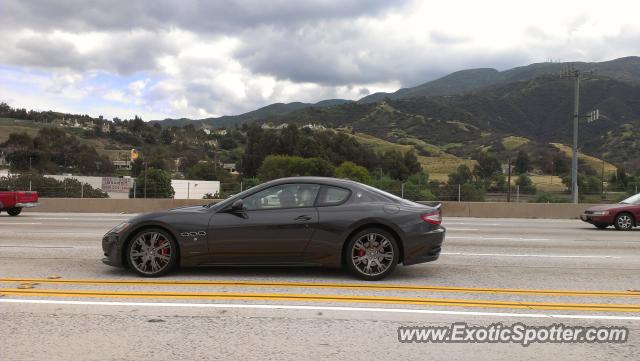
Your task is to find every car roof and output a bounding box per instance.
[266,176,363,188]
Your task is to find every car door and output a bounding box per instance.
[207,183,321,264]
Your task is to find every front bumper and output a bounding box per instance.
[15,202,39,208]
[580,214,612,224]
[102,232,125,268]
[403,227,445,266]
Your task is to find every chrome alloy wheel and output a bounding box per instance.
[616,214,633,230]
[129,231,173,275]
[351,233,394,276]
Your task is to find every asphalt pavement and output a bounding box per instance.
[1,212,639,360]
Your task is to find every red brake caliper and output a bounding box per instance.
[358,248,365,257]
[158,238,168,257]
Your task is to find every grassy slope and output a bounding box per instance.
[339,131,476,180]
[0,118,131,160]
[551,143,617,175]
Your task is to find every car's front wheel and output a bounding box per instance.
[614,213,634,231]
[345,228,399,281]
[127,228,178,277]
[7,208,22,216]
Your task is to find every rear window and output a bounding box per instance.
[316,186,351,206]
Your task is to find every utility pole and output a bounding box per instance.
[144,162,148,199]
[601,158,605,198]
[560,66,597,203]
[506,158,512,202]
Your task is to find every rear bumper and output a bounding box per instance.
[15,202,39,208]
[402,227,445,266]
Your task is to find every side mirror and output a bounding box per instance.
[230,199,245,212]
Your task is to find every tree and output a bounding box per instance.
[610,167,628,191]
[257,155,335,180]
[561,173,602,198]
[131,168,174,198]
[514,150,532,174]
[448,165,474,185]
[473,152,502,188]
[381,150,410,180]
[459,183,486,201]
[219,134,237,150]
[160,128,173,145]
[402,172,434,201]
[335,161,372,184]
[515,174,536,194]
[186,162,218,180]
[403,150,422,175]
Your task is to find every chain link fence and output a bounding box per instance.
[1,174,637,203]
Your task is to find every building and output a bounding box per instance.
[112,160,132,170]
[302,123,326,130]
[222,163,238,174]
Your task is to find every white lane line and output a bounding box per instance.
[442,252,621,259]
[448,236,552,241]
[1,299,639,321]
[444,223,502,226]
[0,245,74,249]
[443,228,480,231]
[31,218,129,221]
[2,232,104,235]
[0,222,43,225]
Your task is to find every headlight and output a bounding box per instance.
[591,211,609,216]
[109,222,130,234]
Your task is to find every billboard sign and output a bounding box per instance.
[101,177,133,193]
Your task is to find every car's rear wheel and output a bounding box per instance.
[7,208,22,216]
[345,228,399,281]
[614,213,634,231]
[127,229,178,277]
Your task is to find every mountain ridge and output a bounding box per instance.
[153,56,640,129]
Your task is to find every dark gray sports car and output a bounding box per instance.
[102,177,445,280]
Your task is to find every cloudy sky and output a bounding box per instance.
[1,0,639,120]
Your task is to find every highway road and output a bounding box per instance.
[1,212,639,360]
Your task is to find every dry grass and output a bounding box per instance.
[551,143,617,174]
[529,174,566,192]
[342,131,476,175]
[502,136,530,150]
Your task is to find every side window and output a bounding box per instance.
[317,186,351,206]
[243,183,320,210]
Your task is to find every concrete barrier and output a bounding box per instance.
[20,198,595,219]
[22,198,222,214]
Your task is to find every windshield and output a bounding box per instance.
[620,193,640,205]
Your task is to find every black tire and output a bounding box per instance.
[7,208,22,216]
[614,212,634,231]
[344,228,399,281]
[594,224,608,229]
[126,228,178,277]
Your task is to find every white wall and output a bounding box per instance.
[6,172,220,199]
[171,180,220,199]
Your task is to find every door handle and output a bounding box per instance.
[294,215,312,221]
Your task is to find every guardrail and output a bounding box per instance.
[16,198,597,219]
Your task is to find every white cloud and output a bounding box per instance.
[0,0,639,119]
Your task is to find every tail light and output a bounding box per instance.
[421,209,442,225]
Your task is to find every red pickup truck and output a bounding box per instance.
[0,191,39,216]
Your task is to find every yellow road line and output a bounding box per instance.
[2,288,640,312]
[0,278,638,298]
